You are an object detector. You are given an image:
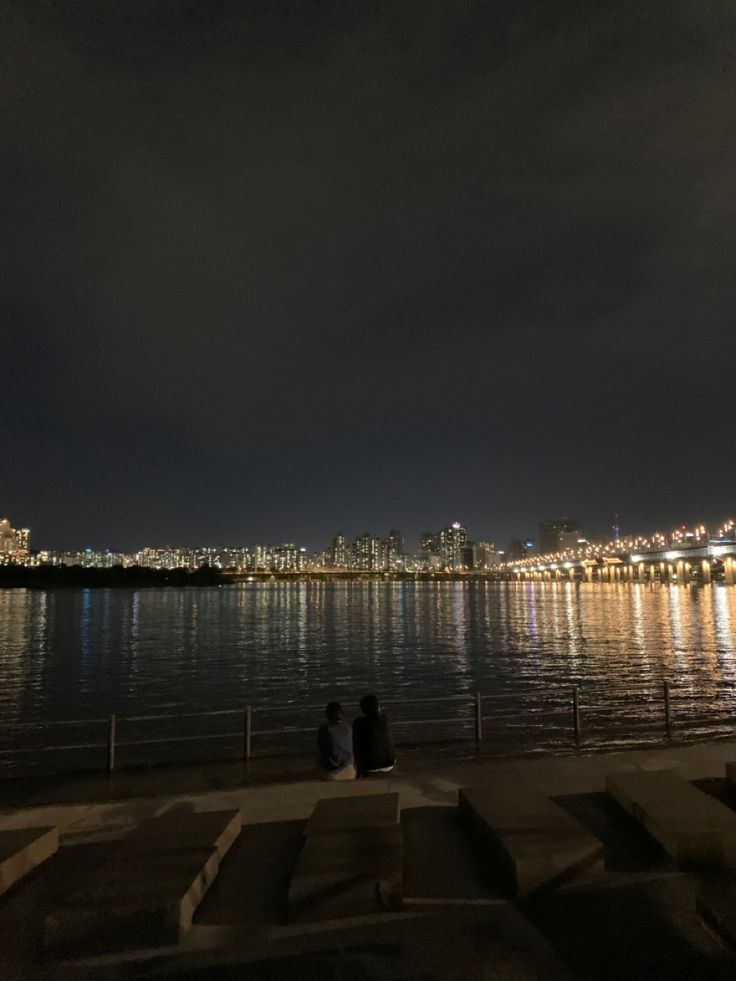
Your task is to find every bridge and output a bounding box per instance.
[506,541,736,584]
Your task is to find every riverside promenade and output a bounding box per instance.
[4,740,736,979]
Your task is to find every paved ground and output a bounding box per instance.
[4,740,736,979]
[3,739,736,844]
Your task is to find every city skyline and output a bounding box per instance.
[3,3,736,550]
[3,511,735,574]
[5,493,736,555]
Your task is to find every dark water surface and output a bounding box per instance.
[1,581,735,773]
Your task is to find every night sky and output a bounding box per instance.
[3,1,735,552]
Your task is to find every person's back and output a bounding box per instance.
[317,702,356,780]
[353,693,396,775]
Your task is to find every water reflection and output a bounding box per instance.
[0,583,734,742]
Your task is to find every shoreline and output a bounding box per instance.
[0,566,226,589]
[3,567,730,588]
[0,567,516,588]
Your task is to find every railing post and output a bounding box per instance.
[474,692,482,744]
[244,704,252,760]
[663,681,672,740]
[106,713,116,773]
[572,686,581,747]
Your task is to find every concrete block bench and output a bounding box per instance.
[606,770,736,868]
[290,793,403,922]
[44,809,241,955]
[458,784,604,897]
[0,826,59,897]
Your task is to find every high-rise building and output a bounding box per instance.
[385,530,404,570]
[0,518,30,559]
[420,532,437,552]
[417,532,438,569]
[252,544,268,571]
[14,527,30,555]
[439,522,468,570]
[352,532,384,570]
[329,533,346,568]
[271,544,299,571]
[472,541,500,570]
[0,519,15,554]
[539,518,582,554]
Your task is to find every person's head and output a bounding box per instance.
[359,693,380,717]
[325,701,343,725]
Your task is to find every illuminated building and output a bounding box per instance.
[135,547,186,569]
[472,541,501,570]
[439,522,467,570]
[417,532,440,570]
[0,519,16,554]
[352,532,383,570]
[252,544,268,571]
[420,532,437,552]
[385,530,404,570]
[269,544,300,571]
[329,534,347,568]
[0,518,31,561]
[42,549,126,568]
[14,527,30,555]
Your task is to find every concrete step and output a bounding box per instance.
[0,826,58,897]
[0,840,114,977]
[552,791,673,873]
[305,792,400,836]
[458,782,604,897]
[44,809,241,956]
[402,805,505,906]
[195,818,305,927]
[289,792,404,923]
[288,825,404,923]
[606,770,736,868]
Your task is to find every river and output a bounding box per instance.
[1,581,735,774]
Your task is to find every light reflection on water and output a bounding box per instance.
[0,582,735,768]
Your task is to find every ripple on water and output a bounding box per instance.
[0,581,735,772]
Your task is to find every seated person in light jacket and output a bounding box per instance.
[317,702,357,780]
[353,693,396,776]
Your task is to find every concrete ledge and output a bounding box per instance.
[305,793,400,836]
[289,826,404,922]
[0,826,59,897]
[458,784,604,897]
[724,761,736,786]
[124,808,242,859]
[606,770,736,867]
[44,809,241,955]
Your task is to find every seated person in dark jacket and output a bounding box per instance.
[353,693,396,775]
[317,702,356,780]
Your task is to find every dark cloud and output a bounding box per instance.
[2,0,735,549]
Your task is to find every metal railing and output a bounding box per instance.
[0,682,734,778]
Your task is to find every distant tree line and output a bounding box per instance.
[0,564,225,589]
